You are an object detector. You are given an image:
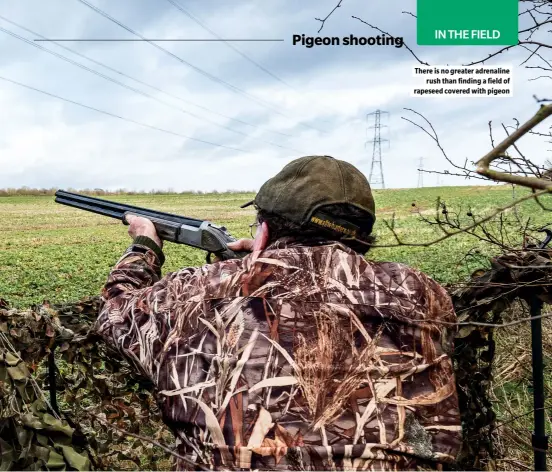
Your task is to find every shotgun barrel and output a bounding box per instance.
[54,190,247,261]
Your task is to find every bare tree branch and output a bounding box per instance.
[427,311,552,328]
[329,1,552,82]
[401,108,482,180]
[351,16,429,66]
[476,104,552,189]
[372,189,549,248]
[314,0,344,33]
[529,75,552,81]
[401,10,416,19]
[463,45,519,67]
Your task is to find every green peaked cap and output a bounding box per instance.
[242,155,376,236]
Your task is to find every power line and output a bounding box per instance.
[164,0,337,124]
[164,0,295,89]
[0,75,250,153]
[74,0,327,135]
[0,16,292,139]
[0,20,303,153]
[417,156,425,188]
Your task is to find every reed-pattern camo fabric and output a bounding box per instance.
[97,238,462,471]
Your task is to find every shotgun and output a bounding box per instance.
[54,190,248,261]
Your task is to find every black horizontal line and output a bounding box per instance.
[34,38,285,42]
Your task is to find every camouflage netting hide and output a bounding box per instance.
[1,249,551,470]
[0,298,171,470]
[449,249,552,470]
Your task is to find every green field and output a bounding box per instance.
[0,185,548,307]
[1,185,550,469]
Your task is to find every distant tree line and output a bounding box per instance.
[0,187,254,197]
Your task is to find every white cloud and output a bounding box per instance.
[0,0,549,192]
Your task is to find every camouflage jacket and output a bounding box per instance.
[96,238,462,471]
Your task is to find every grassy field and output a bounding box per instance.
[0,185,550,469]
[0,185,549,308]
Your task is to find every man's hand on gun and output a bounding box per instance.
[126,215,164,249]
[226,239,255,252]
[213,239,254,262]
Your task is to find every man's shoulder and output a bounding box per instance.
[368,259,429,279]
[367,259,450,296]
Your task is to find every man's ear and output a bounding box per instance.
[252,221,270,251]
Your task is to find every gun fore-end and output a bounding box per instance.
[123,213,186,243]
[124,213,246,261]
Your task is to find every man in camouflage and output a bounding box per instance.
[96,155,462,471]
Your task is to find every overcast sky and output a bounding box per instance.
[0,0,550,191]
